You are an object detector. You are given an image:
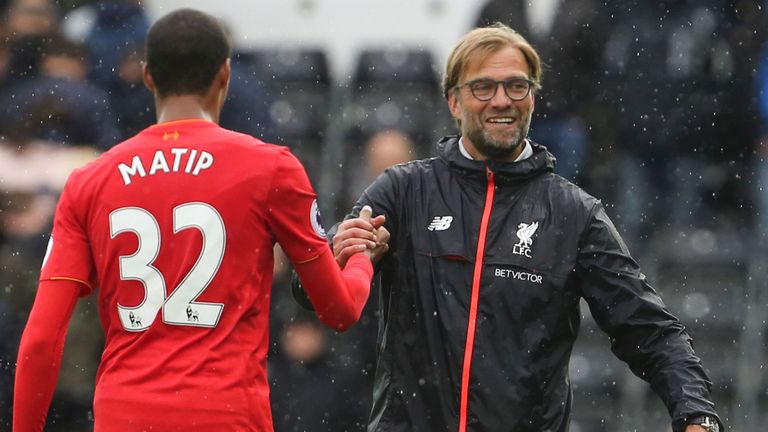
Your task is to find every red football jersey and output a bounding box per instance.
[40,119,336,430]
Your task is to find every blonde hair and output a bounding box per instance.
[443,23,542,100]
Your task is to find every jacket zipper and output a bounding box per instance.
[458,167,495,432]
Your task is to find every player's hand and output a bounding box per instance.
[333,205,386,268]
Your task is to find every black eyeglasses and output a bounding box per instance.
[455,78,534,102]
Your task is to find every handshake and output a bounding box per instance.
[292,205,390,311]
[333,205,390,267]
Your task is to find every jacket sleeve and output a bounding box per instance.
[575,202,720,431]
[345,167,402,251]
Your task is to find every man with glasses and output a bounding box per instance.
[311,23,722,432]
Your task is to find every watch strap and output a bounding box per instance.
[687,415,720,432]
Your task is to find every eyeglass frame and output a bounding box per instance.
[454,77,536,102]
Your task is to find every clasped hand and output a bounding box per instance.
[333,205,390,267]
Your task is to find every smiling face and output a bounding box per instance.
[448,46,535,162]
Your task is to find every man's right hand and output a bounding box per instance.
[333,205,388,268]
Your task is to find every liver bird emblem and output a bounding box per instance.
[515,222,539,248]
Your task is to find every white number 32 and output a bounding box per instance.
[109,202,225,331]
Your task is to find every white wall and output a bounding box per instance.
[145,0,487,81]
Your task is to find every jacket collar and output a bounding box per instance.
[438,135,555,183]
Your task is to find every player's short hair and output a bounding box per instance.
[443,22,542,100]
[146,8,231,97]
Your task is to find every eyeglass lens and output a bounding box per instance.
[470,79,530,101]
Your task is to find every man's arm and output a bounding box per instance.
[14,279,82,432]
[576,202,721,431]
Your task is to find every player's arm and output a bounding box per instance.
[13,279,82,432]
[268,150,386,331]
[294,248,371,331]
[293,206,388,331]
[292,168,398,311]
[290,210,389,312]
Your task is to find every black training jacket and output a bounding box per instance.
[335,136,719,432]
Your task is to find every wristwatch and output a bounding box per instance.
[687,415,720,432]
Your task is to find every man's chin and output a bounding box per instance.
[480,136,524,161]
[476,143,518,161]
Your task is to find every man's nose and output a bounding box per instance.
[489,82,513,107]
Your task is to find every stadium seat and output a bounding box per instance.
[353,48,440,87]
[324,47,452,218]
[252,47,333,180]
[344,47,449,150]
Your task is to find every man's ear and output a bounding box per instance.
[448,90,462,121]
[217,58,231,91]
[530,89,535,110]
[142,63,156,93]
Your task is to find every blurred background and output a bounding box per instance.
[0,0,767,430]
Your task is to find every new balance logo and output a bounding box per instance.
[428,216,453,231]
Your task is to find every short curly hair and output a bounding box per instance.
[146,8,231,98]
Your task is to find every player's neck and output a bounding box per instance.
[154,95,219,125]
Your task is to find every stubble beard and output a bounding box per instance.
[465,114,531,161]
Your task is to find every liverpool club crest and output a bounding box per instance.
[513,221,539,258]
